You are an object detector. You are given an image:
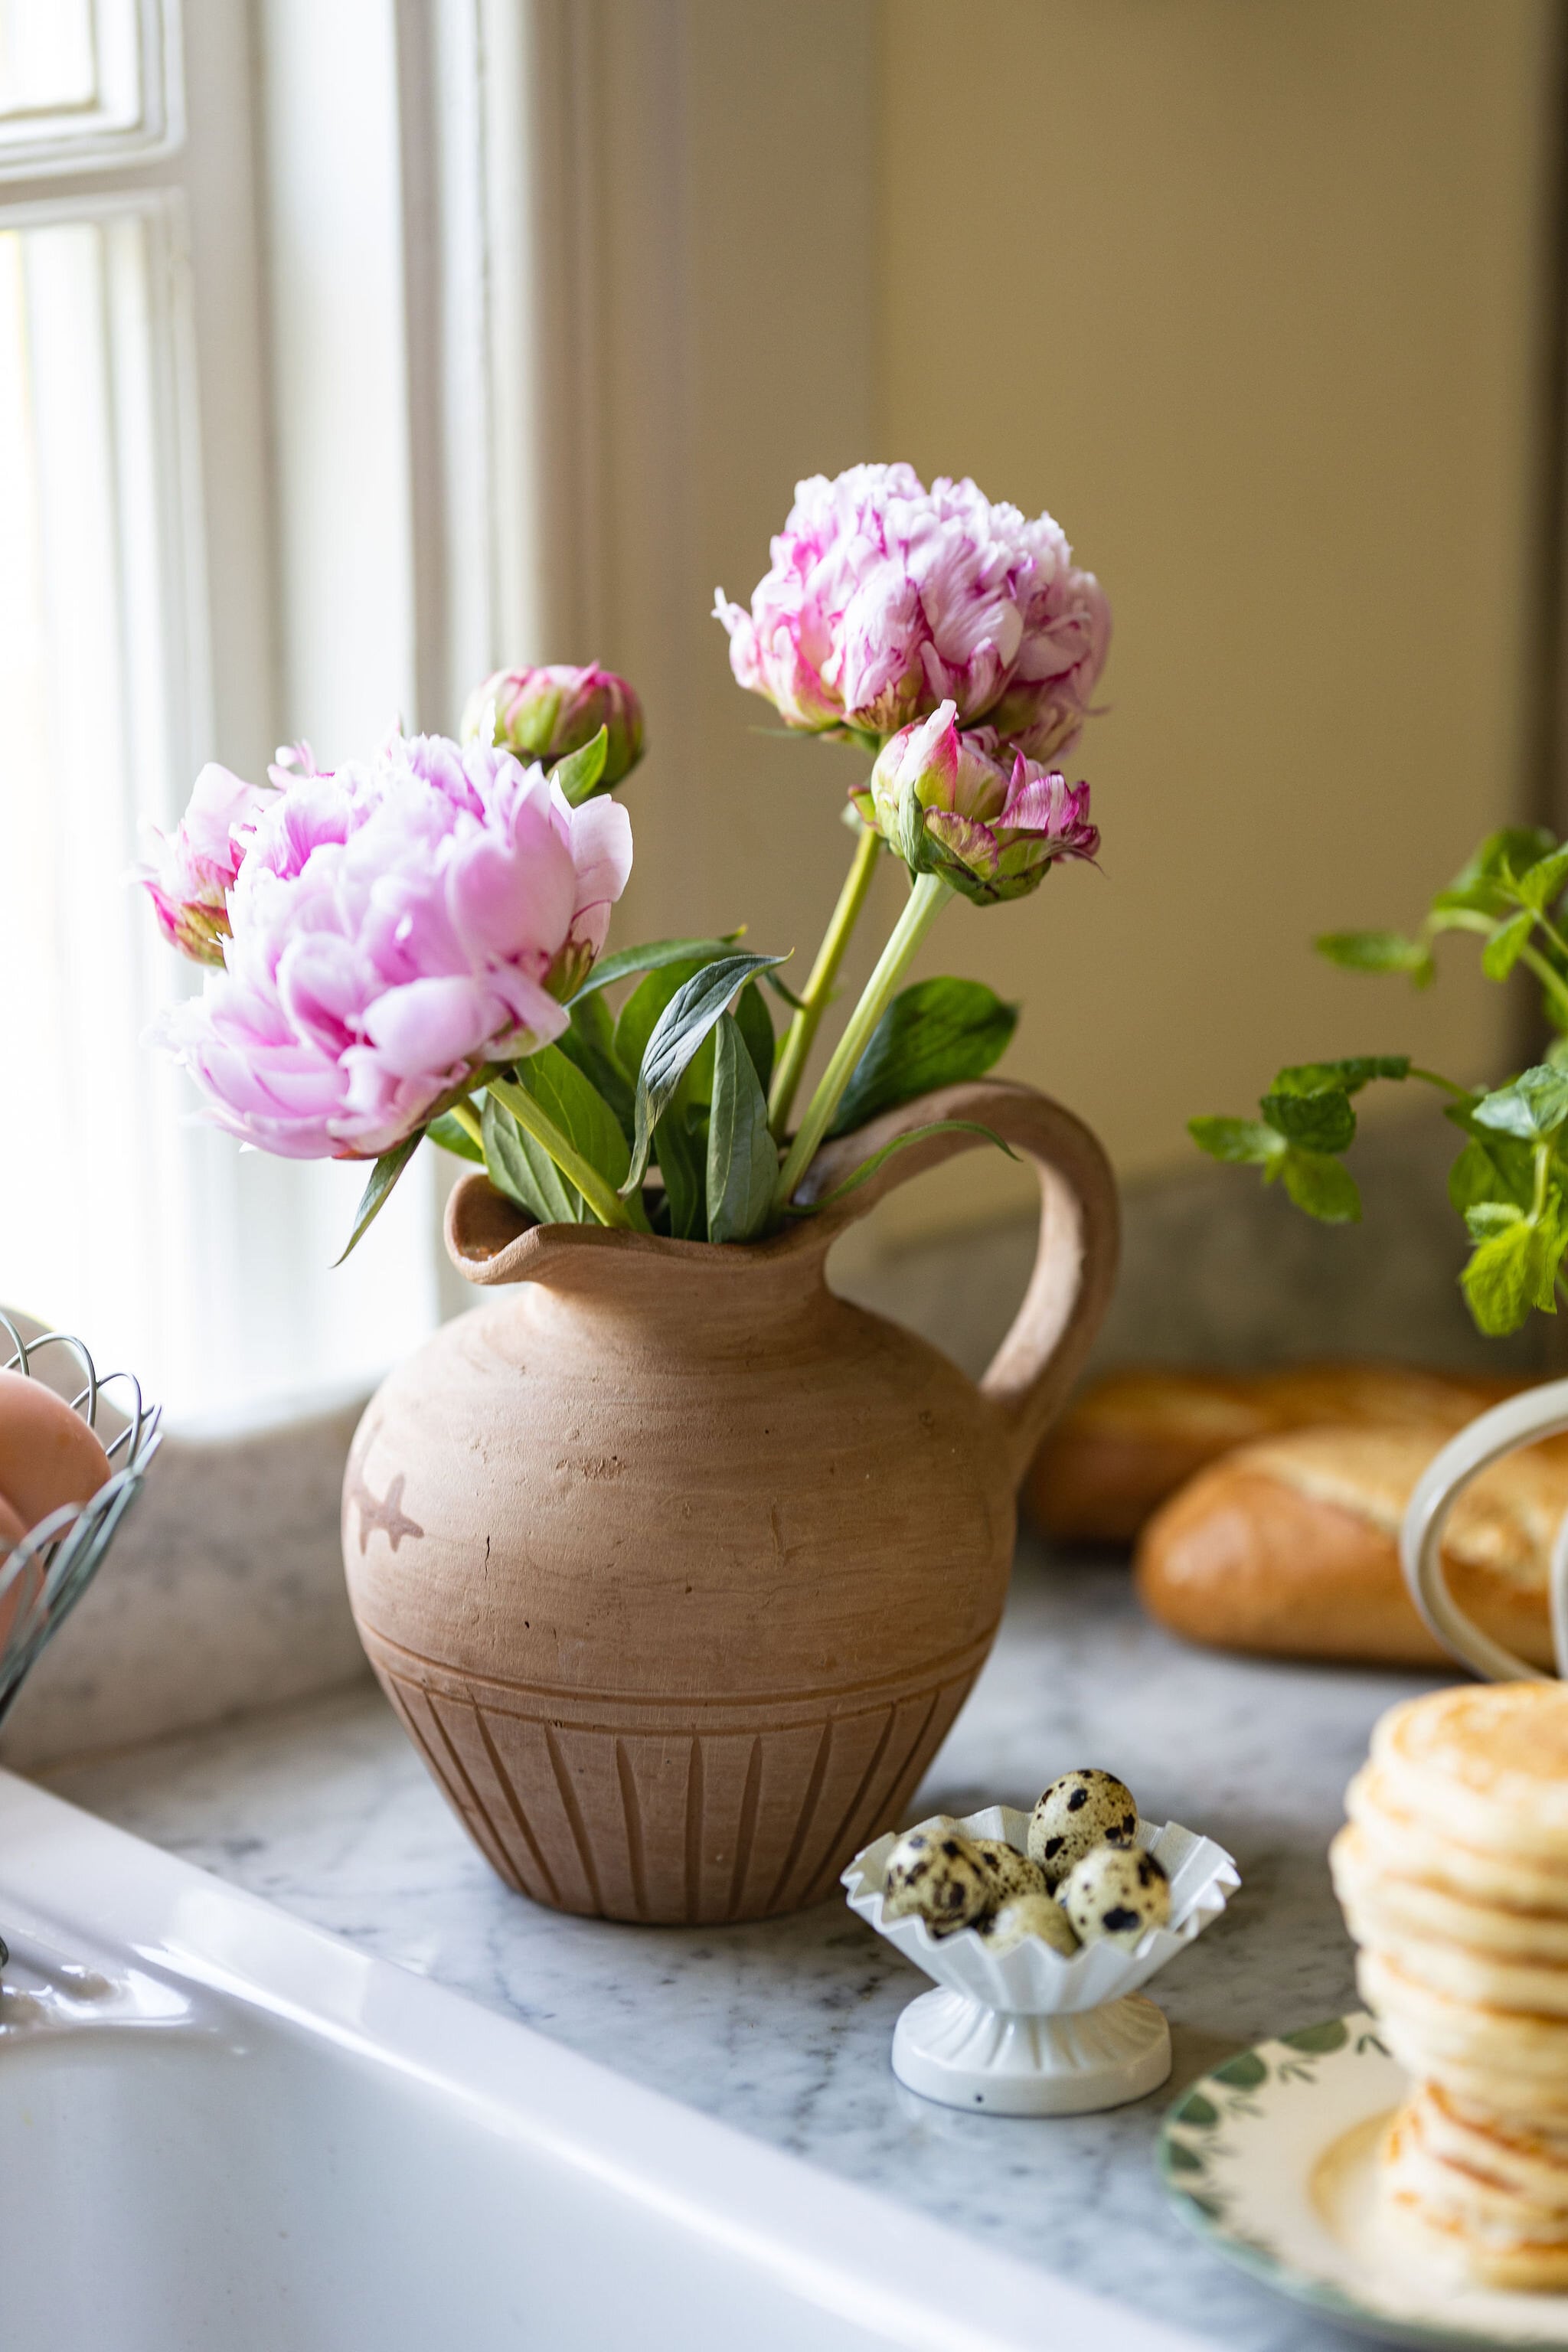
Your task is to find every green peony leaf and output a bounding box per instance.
[653,1101,707,1240]
[624,952,790,1193]
[570,933,743,1004]
[705,1011,776,1243]
[557,992,635,1139]
[827,976,1019,1138]
[335,1132,423,1263]
[482,1092,583,1224]
[425,1109,484,1163]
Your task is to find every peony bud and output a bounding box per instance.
[857,701,1099,905]
[138,762,276,964]
[462,664,644,789]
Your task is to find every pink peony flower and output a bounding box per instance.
[858,701,1099,905]
[713,463,1109,746]
[137,761,277,964]
[462,663,645,788]
[149,732,632,1159]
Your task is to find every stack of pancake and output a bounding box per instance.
[1331,1681,1568,2288]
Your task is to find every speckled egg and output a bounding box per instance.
[1027,1769,1139,1886]
[967,1836,1048,1907]
[881,1826,992,1936]
[1059,1844,1171,1948]
[981,1891,1080,1956]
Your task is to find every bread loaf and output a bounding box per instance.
[1135,1424,1566,1668]
[1025,1362,1524,1544]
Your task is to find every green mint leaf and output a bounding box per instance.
[1315,930,1432,982]
[1270,1057,1410,1097]
[1462,1216,1556,1335]
[1481,910,1534,982]
[1432,826,1556,920]
[624,952,790,1192]
[1448,1132,1535,1217]
[550,726,609,807]
[335,1132,423,1263]
[1187,1116,1283,1167]
[425,1110,484,1164]
[1472,1064,1568,1142]
[1464,1202,1525,1239]
[827,975,1019,1137]
[1259,1086,1357,1155]
[705,1011,777,1243]
[1279,1148,1361,1223]
[1514,842,1568,913]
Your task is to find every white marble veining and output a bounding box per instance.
[43,1541,1443,2351]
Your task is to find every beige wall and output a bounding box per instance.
[570,1,1556,1248]
[867,0,1556,1233]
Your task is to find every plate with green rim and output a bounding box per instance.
[1157,2010,1568,2349]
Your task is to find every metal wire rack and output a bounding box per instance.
[0,1314,162,1736]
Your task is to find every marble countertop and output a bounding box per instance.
[43,1540,1442,2351]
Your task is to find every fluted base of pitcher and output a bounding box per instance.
[361,1627,989,1922]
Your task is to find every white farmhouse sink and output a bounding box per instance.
[0,1772,1203,2352]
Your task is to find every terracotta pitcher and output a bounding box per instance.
[342,1079,1117,1923]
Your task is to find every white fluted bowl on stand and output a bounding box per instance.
[843,1805,1240,2116]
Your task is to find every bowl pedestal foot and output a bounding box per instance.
[891,1987,1172,2116]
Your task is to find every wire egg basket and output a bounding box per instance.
[0,1312,162,1733]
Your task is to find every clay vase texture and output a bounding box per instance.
[342,1079,1118,1924]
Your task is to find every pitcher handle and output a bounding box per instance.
[1400,1377,1568,1682]
[799,1077,1120,1488]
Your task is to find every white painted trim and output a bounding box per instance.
[0,0,184,181]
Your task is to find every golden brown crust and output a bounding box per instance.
[1025,1361,1525,1544]
[1134,1452,1557,1670]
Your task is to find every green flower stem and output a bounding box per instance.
[449,1096,485,1148]
[773,871,953,1211]
[486,1074,638,1230]
[767,822,883,1138]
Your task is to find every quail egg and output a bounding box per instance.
[967,1836,1048,1906]
[881,1826,992,1936]
[1027,1768,1138,1886]
[981,1891,1080,1956]
[1059,1844,1171,1948]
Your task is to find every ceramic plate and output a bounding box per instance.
[1158,2011,1568,2349]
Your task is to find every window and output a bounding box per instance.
[0,0,450,1424]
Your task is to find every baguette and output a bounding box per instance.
[1026,1362,1525,1544]
[1135,1425,1564,1669]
